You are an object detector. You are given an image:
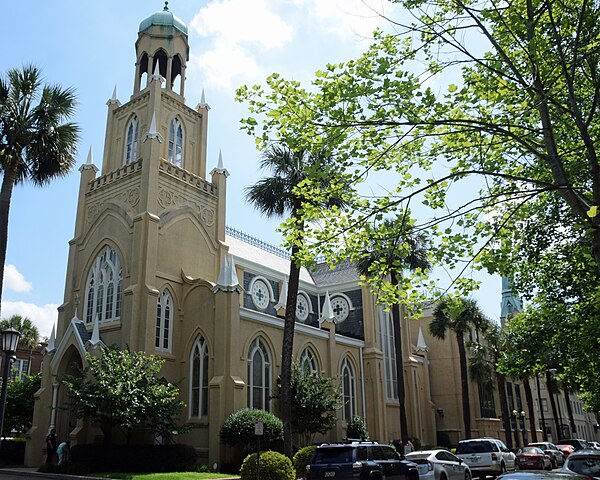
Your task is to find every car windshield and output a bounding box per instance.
[406,455,429,463]
[312,447,355,464]
[519,448,541,455]
[568,457,600,477]
[457,441,494,454]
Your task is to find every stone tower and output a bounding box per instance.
[25,4,237,466]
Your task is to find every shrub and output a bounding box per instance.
[220,408,284,454]
[240,451,295,480]
[293,445,316,479]
[346,416,369,440]
[59,444,197,473]
[0,438,26,465]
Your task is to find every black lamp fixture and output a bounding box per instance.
[0,327,21,450]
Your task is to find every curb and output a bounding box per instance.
[0,469,108,480]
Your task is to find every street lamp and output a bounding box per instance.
[512,410,526,448]
[0,327,21,450]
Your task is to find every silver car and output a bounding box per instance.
[406,449,472,480]
[561,449,600,478]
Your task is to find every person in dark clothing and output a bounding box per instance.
[45,428,57,463]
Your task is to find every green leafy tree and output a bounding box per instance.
[245,143,346,458]
[0,314,40,350]
[236,0,600,406]
[287,362,342,446]
[346,416,369,440]
[356,218,430,446]
[220,408,283,455]
[430,297,487,439]
[3,372,40,435]
[0,66,79,319]
[59,346,186,444]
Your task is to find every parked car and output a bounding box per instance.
[306,441,419,480]
[528,443,565,468]
[498,472,587,480]
[406,449,472,480]
[557,439,590,451]
[515,447,552,471]
[555,445,575,459]
[561,449,600,478]
[456,438,517,479]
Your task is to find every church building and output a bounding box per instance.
[24,5,437,468]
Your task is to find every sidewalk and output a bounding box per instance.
[0,467,108,480]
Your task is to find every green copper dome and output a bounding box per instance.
[139,2,188,35]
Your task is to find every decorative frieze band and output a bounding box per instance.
[157,187,215,227]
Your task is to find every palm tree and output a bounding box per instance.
[0,314,40,350]
[356,219,430,447]
[0,66,79,319]
[430,296,487,439]
[246,143,344,458]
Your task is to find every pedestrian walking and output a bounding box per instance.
[45,428,57,464]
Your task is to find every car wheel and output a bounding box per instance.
[465,470,472,480]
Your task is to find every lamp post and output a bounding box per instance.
[0,327,21,450]
[512,410,526,448]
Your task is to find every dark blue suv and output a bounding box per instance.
[306,441,419,480]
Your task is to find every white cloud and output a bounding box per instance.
[304,0,393,39]
[1,301,58,340]
[190,0,293,50]
[189,42,260,90]
[189,0,293,88]
[4,264,32,293]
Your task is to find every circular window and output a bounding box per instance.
[296,294,310,321]
[331,296,350,322]
[251,279,270,310]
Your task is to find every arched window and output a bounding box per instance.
[379,308,398,400]
[247,338,271,411]
[124,115,139,165]
[341,357,357,421]
[84,246,122,324]
[299,348,318,374]
[155,290,173,352]
[168,118,183,167]
[190,336,209,417]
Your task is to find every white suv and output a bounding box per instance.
[456,438,516,479]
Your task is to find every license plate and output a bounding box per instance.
[325,472,336,477]
[469,457,480,463]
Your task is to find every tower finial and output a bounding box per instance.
[164,1,169,11]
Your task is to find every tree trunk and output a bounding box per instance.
[456,330,471,439]
[564,388,577,438]
[546,371,561,441]
[390,272,408,446]
[498,373,513,449]
[280,242,301,459]
[523,378,537,443]
[0,165,17,320]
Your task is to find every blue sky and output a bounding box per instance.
[1,0,501,338]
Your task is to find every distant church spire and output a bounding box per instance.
[500,276,522,326]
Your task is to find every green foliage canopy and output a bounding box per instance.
[287,362,342,446]
[4,372,40,435]
[220,408,284,454]
[236,0,600,409]
[0,314,40,350]
[59,346,187,443]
